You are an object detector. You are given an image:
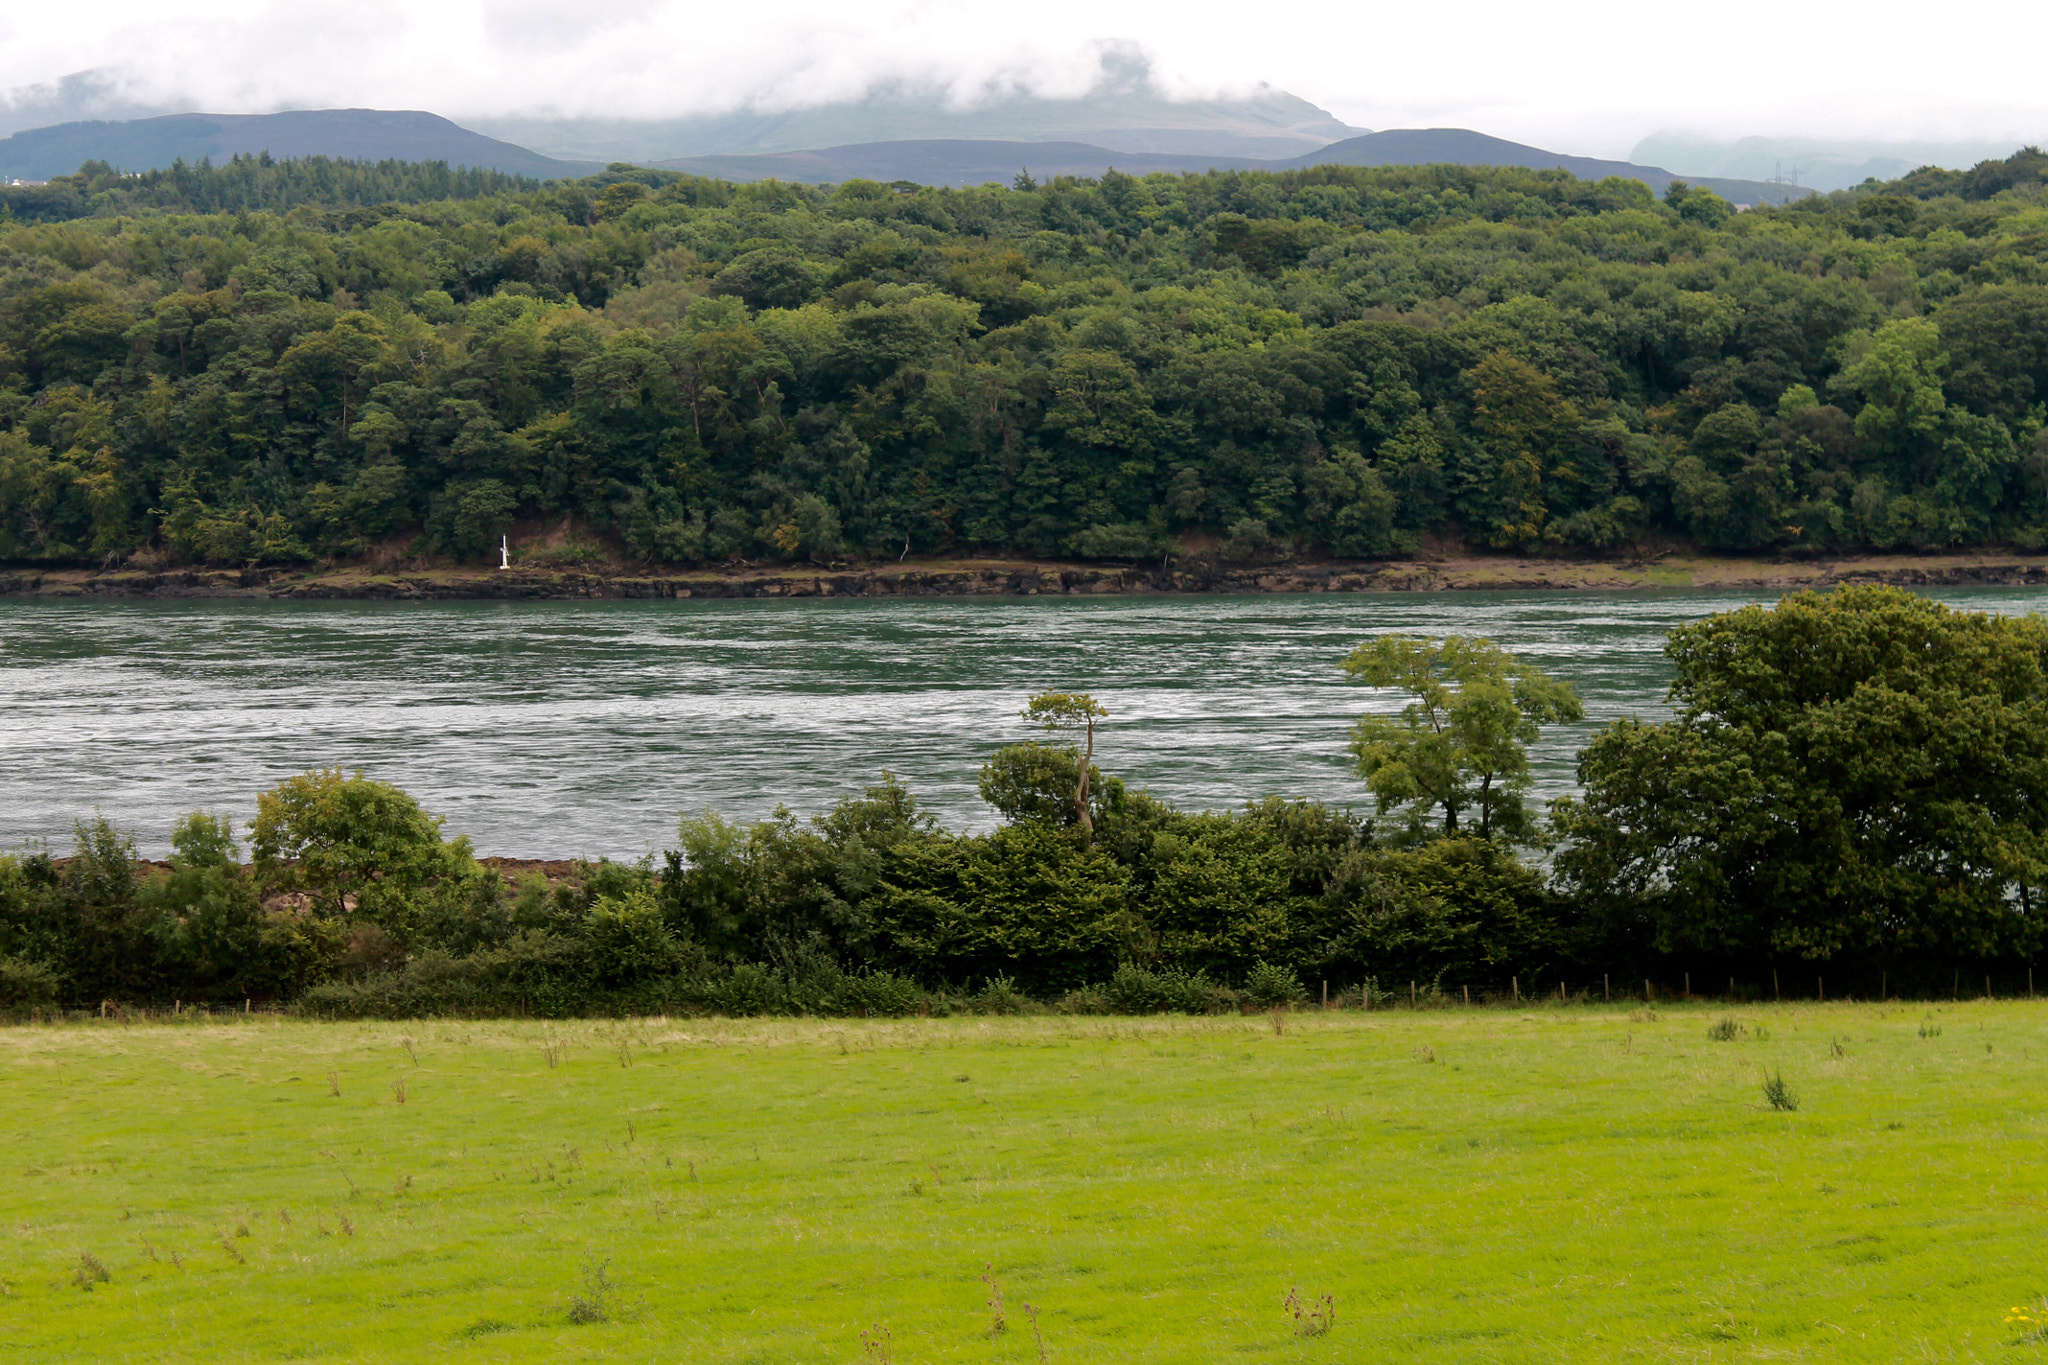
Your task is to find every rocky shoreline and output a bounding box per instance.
[6,552,2048,601]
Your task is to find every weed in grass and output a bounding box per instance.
[399,1036,417,1066]
[1832,1037,1847,1058]
[542,1041,560,1068]
[1919,1019,1943,1038]
[1763,1072,1799,1111]
[1413,1045,1436,1063]
[1284,1286,1335,1336]
[2007,1300,2048,1342]
[566,1259,620,1325]
[326,1070,340,1097]
[139,1239,157,1263]
[616,1039,632,1068]
[459,1318,515,1338]
[391,1078,406,1105]
[1707,1017,1744,1041]
[1023,1303,1047,1362]
[861,1323,893,1362]
[217,1236,244,1264]
[981,1263,1006,1336]
[1269,1009,1284,1037]
[337,1214,354,1237]
[73,1252,110,1290]
[233,1219,250,1238]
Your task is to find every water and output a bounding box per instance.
[3,588,2043,858]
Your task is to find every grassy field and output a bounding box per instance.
[3,1003,2045,1362]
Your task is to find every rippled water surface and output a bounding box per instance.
[4,588,2043,857]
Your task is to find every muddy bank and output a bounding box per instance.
[6,552,2048,601]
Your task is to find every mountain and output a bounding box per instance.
[1629,132,2042,192]
[0,109,596,181]
[649,129,1806,205]
[470,71,1364,163]
[647,140,1248,184]
[1289,129,1805,204]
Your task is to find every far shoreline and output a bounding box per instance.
[5,549,2048,602]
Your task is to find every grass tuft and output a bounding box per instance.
[565,1259,620,1325]
[72,1252,110,1290]
[1284,1286,1335,1336]
[1762,1071,1799,1111]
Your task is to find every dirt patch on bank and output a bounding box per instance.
[6,551,2048,601]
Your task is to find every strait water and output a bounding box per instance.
[3,588,2044,858]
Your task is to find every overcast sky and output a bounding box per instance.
[0,0,2041,156]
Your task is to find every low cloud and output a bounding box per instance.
[2,0,2044,157]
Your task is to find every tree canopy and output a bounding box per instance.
[3,153,2048,571]
[1555,586,2048,966]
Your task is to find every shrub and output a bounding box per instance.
[1706,1017,1745,1041]
[1242,960,1308,1008]
[582,891,684,987]
[0,954,60,1012]
[710,962,784,1016]
[1762,1072,1799,1111]
[1104,963,1221,1014]
[835,970,927,1017]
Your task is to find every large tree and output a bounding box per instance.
[1555,586,2048,965]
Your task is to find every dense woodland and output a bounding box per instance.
[4,589,2043,1017]
[4,149,2048,569]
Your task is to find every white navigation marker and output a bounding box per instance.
[500,535,510,570]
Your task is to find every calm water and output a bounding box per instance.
[3,589,2043,858]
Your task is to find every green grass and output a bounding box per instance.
[4,1003,2046,1361]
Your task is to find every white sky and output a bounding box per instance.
[1,0,2043,157]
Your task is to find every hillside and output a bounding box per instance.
[3,151,2043,579]
[647,129,1804,203]
[0,109,595,181]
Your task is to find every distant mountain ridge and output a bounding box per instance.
[467,63,1365,162]
[0,109,596,181]
[0,106,1803,206]
[650,130,1807,205]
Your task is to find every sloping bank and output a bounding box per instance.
[5,552,2048,600]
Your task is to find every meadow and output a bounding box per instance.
[3,1003,2045,1362]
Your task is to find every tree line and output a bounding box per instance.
[3,587,2042,1017]
[3,150,2048,572]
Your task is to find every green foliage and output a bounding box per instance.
[977,741,1116,827]
[1342,635,1584,841]
[1557,585,2048,965]
[3,155,2046,572]
[1241,960,1308,1007]
[0,952,60,1012]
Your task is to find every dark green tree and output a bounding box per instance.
[1555,586,2048,965]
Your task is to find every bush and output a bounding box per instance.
[1242,960,1308,1007]
[835,970,927,1017]
[1104,963,1223,1014]
[0,955,60,1012]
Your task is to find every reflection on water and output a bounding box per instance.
[3,588,2042,857]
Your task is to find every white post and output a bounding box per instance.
[499,535,510,570]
